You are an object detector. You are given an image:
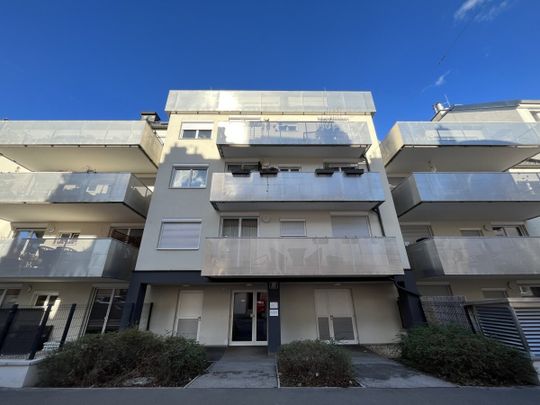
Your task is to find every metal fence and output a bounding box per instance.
[420,296,472,330]
[0,303,86,359]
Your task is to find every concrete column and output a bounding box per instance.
[267,282,281,353]
[119,274,148,330]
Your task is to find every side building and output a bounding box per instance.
[381,100,540,358]
[0,115,165,345]
[122,90,423,352]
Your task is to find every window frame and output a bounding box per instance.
[180,123,214,140]
[278,166,301,172]
[492,224,527,237]
[0,288,21,308]
[157,219,202,251]
[170,165,209,189]
[279,219,307,238]
[33,292,59,307]
[220,217,259,238]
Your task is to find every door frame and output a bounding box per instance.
[314,288,359,344]
[229,289,268,346]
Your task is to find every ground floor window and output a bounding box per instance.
[0,288,20,308]
[85,288,127,334]
[33,293,59,307]
[481,289,508,299]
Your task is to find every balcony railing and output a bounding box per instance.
[210,171,385,211]
[215,120,372,158]
[381,122,540,172]
[0,121,163,172]
[392,172,540,221]
[407,237,540,278]
[166,90,376,114]
[0,172,152,220]
[202,237,403,277]
[0,238,137,280]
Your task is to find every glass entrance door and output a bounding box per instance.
[231,291,267,345]
[85,288,127,334]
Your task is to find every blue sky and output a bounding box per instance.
[0,0,538,137]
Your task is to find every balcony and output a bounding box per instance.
[0,172,151,222]
[209,171,385,211]
[0,121,163,173]
[381,122,540,173]
[0,238,137,280]
[407,237,540,279]
[202,237,403,277]
[215,121,372,158]
[392,172,540,221]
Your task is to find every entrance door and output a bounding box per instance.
[175,291,203,341]
[315,289,357,344]
[230,291,268,345]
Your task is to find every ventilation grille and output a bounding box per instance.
[474,305,526,352]
[176,318,199,340]
[514,307,540,358]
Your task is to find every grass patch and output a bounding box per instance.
[277,340,357,387]
[38,329,207,387]
[400,325,537,386]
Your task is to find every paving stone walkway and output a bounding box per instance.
[187,347,278,388]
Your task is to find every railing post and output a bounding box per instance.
[0,304,18,354]
[28,303,52,360]
[59,304,77,349]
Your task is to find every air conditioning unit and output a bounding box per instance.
[519,286,533,297]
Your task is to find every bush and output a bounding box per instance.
[38,329,207,387]
[277,340,356,387]
[400,325,537,386]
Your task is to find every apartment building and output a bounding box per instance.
[121,90,423,352]
[380,100,540,358]
[0,116,165,340]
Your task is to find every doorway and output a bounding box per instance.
[230,291,268,345]
[314,289,358,344]
[85,288,127,334]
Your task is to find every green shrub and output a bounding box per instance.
[400,325,537,386]
[278,340,356,387]
[38,329,207,387]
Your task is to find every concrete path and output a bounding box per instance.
[347,346,454,388]
[2,387,539,405]
[187,347,278,388]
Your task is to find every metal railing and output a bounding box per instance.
[210,171,385,208]
[407,237,540,278]
[216,120,371,146]
[0,172,152,217]
[0,238,137,279]
[202,237,403,277]
[0,303,83,359]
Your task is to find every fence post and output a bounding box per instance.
[0,304,18,354]
[59,304,77,349]
[28,303,52,360]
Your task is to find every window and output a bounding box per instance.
[519,285,540,297]
[85,288,127,334]
[0,289,20,308]
[158,221,202,250]
[280,220,306,237]
[110,228,144,248]
[400,224,433,245]
[493,225,526,237]
[226,162,260,172]
[460,229,483,237]
[14,229,45,239]
[531,111,540,122]
[278,166,301,172]
[331,216,371,237]
[170,166,208,188]
[417,284,452,296]
[221,218,258,238]
[55,232,80,245]
[34,293,59,307]
[482,289,508,299]
[323,162,364,172]
[180,123,213,139]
